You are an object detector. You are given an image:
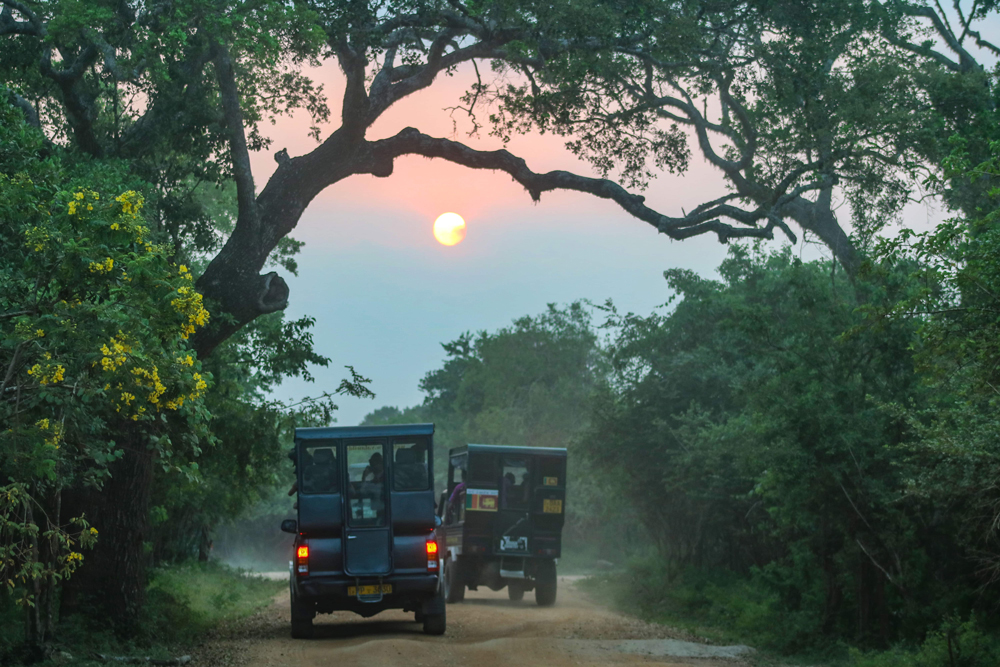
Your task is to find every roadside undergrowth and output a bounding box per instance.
[1,561,283,666]
[580,557,1000,667]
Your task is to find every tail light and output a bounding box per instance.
[426,538,439,572]
[296,544,309,575]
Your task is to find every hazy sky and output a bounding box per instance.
[248,61,945,425]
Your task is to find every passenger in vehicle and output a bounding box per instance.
[362,452,384,484]
[394,444,428,490]
[501,472,516,509]
[302,448,337,494]
[447,469,467,522]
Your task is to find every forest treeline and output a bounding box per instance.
[2,0,999,664]
[363,199,1000,659]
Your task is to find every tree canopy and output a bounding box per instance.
[4,0,995,355]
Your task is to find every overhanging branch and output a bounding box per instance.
[371,128,797,245]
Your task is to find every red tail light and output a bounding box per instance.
[296,544,309,575]
[426,538,439,572]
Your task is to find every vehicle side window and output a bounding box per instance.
[301,446,338,494]
[500,458,530,510]
[346,443,386,527]
[392,439,430,491]
[446,455,467,524]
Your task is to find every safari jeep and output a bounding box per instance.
[438,444,567,606]
[281,424,445,637]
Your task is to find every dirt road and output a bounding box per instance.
[196,576,751,667]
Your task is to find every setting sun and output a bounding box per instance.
[433,212,467,246]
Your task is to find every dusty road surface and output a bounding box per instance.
[196,576,752,667]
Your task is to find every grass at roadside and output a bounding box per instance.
[579,557,1000,667]
[2,561,283,666]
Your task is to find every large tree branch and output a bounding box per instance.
[212,42,258,235]
[368,36,515,123]
[38,44,103,156]
[371,128,795,244]
[0,0,44,36]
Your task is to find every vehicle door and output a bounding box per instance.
[444,453,468,550]
[343,440,392,575]
[296,440,343,574]
[389,436,434,572]
[495,456,532,556]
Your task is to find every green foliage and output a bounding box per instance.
[1,0,328,253]
[144,562,282,640]
[851,617,1000,667]
[363,302,641,561]
[583,559,833,657]
[578,245,978,649]
[0,485,97,605]
[0,104,213,634]
[10,562,283,665]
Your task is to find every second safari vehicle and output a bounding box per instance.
[438,444,567,605]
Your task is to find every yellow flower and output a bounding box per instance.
[27,362,64,385]
[35,329,44,338]
[88,257,114,274]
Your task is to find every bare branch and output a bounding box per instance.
[371,128,795,244]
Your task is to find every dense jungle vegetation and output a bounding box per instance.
[3,0,1000,664]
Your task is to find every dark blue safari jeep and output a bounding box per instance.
[280,424,445,637]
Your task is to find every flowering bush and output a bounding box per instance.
[0,105,214,631]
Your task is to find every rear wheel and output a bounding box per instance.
[423,587,447,635]
[444,558,465,603]
[534,560,557,607]
[290,593,314,639]
[507,582,525,601]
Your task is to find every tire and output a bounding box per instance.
[423,610,446,635]
[507,582,525,601]
[444,558,465,603]
[423,585,447,635]
[290,594,314,639]
[534,560,557,607]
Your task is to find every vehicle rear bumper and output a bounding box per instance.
[295,573,440,616]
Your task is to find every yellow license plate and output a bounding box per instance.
[543,499,563,514]
[347,584,392,595]
[348,584,392,596]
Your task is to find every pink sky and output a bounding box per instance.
[248,60,943,424]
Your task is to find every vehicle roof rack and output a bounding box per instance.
[295,423,434,440]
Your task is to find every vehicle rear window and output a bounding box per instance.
[300,445,339,494]
[346,443,386,527]
[500,457,530,510]
[392,439,430,491]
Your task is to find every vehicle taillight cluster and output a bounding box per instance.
[426,538,439,572]
[296,544,309,575]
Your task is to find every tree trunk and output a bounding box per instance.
[198,524,213,563]
[62,425,154,635]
